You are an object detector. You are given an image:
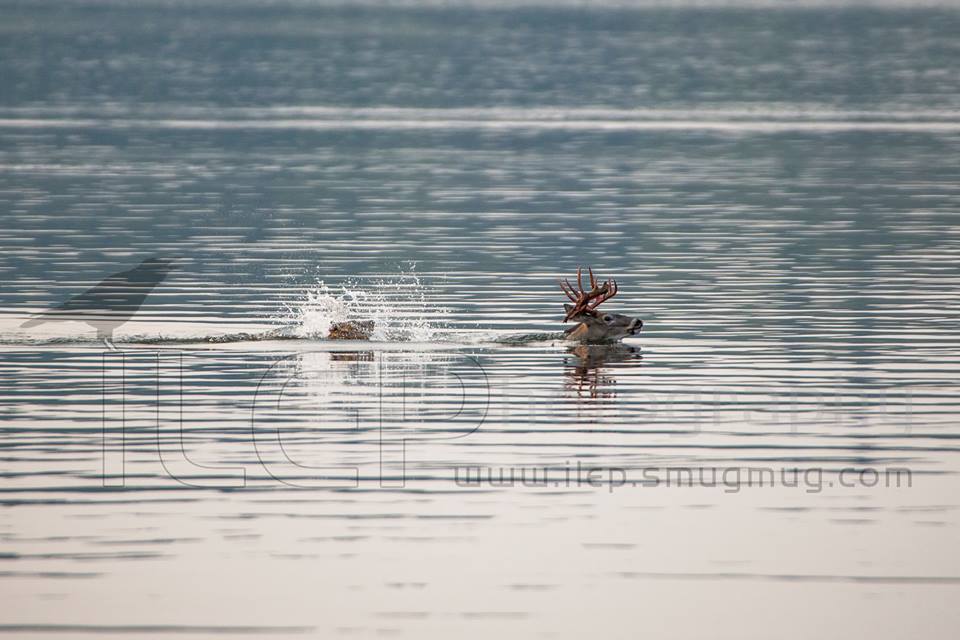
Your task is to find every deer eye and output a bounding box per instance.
[602,314,613,323]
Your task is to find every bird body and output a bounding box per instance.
[21,258,177,349]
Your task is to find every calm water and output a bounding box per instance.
[1,1,960,637]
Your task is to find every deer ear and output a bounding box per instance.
[564,304,584,319]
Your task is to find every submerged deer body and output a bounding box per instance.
[328,320,374,340]
[559,267,642,342]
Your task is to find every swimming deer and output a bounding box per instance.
[560,267,642,342]
[325,267,642,342]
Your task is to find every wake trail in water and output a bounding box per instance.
[0,328,568,348]
[4,267,575,347]
[4,268,562,347]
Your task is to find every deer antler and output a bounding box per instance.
[559,266,618,322]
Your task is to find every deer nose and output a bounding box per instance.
[629,319,643,333]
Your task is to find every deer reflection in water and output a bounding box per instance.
[563,343,642,402]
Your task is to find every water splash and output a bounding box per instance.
[282,268,450,342]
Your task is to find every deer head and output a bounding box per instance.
[559,267,642,342]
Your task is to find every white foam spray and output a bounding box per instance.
[282,266,450,342]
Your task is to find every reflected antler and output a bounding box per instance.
[559,266,618,322]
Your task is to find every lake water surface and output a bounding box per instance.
[1,1,959,638]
